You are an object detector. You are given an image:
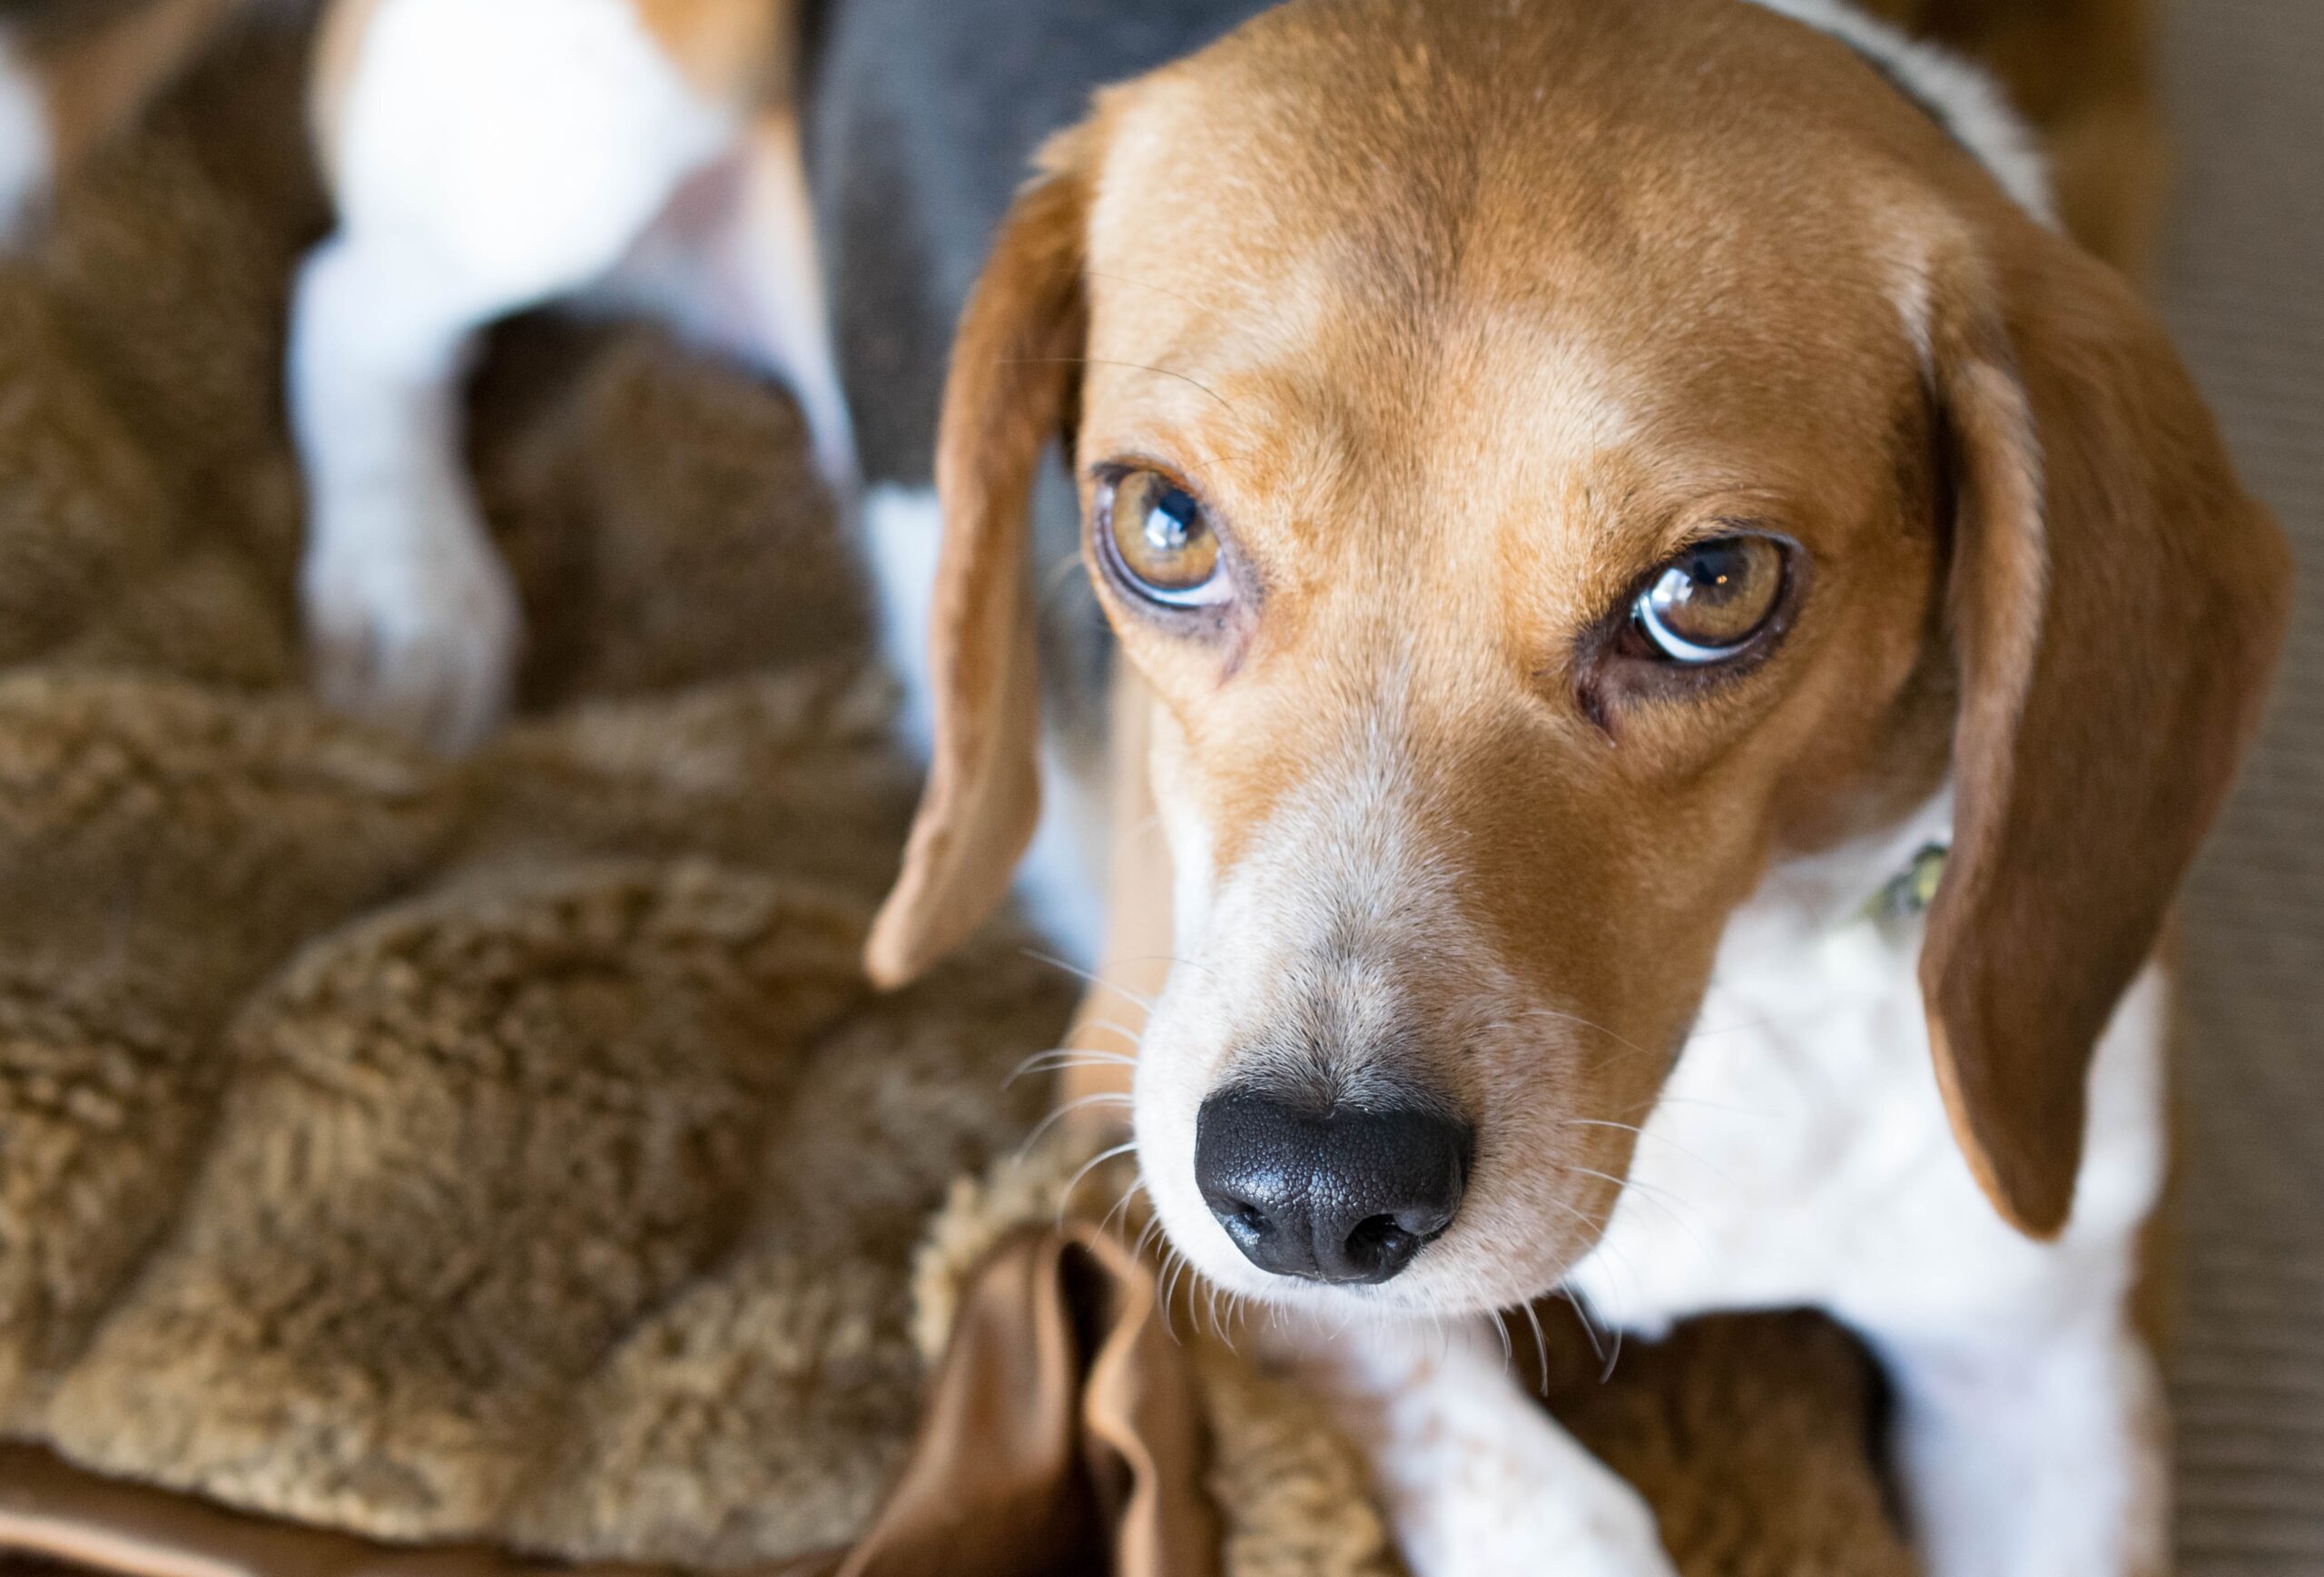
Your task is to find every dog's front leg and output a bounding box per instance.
[292,0,736,753]
[1260,1315,1679,1577]
[1882,1315,2168,1577]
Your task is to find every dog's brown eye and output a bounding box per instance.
[1632,536,1786,663]
[1100,468,1225,606]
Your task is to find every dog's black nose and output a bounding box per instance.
[1194,1089,1471,1285]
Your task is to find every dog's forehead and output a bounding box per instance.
[1078,0,1945,508]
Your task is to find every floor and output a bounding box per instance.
[2160,0,2324,1571]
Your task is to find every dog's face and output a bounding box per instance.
[867,0,2287,1317]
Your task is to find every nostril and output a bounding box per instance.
[1216,1194,1270,1240]
[1195,1088,1472,1286]
[1342,1213,1418,1276]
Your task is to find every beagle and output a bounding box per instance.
[846,3,2286,1575]
[0,0,2288,1572]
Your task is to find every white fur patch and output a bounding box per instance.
[1265,1316,1679,1577]
[1885,1321,2170,1577]
[325,0,731,298]
[294,0,734,750]
[1564,789,2169,1575]
[1746,0,2055,224]
[0,30,52,243]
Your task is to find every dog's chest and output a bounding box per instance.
[1564,903,2169,1343]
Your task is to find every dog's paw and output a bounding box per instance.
[1275,1317,1680,1577]
[300,506,521,757]
[1399,1424,1679,1577]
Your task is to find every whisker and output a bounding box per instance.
[1556,1283,1608,1372]
[1682,1017,1782,1040]
[1162,1251,1194,1345]
[1059,1140,1140,1216]
[1014,1092,1134,1158]
[1611,1092,1778,1123]
[1521,1298,1551,1395]
[1073,1018,1148,1050]
[1515,1006,1665,1069]
[1563,1164,1713,1260]
[1021,948,1157,1010]
[1533,1194,1621,1377]
[1099,952,1216,981]
[1099,1175,1150,1239]
[1082,268,1216,316]
[1004,1048,1137,1087]
[1491,1308,1514,1377]
[999,356,1236,414]
[1558,1118,1740,1188]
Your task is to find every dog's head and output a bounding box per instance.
[865,0,2289,1316]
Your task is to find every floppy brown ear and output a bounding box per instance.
[863,140,1092,989]
[1921,231,2291,1237]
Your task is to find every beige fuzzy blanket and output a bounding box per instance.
[0,10,2150,1573]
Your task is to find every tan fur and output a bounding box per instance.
[634,0,791,104]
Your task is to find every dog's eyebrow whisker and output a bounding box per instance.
[1020,948,1158,1010]
[998,356,1236,416]
[1081,267,1217,317]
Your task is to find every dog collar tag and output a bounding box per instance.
[1864,842,1949,925]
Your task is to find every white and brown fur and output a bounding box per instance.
[0,2,2285,1574]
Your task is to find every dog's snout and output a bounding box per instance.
[1194,1090,1471,1285]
